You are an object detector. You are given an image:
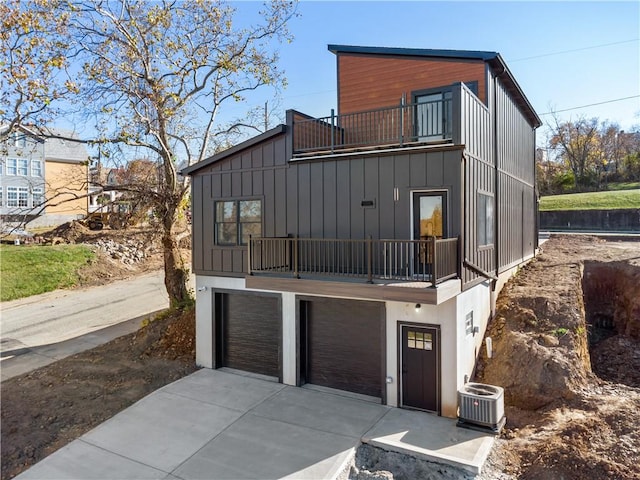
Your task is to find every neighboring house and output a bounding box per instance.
[0,127,45,226]
[0,126,89,228]
[183,45,541,418]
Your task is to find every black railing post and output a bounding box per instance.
[293,235,300,279]
[248,234,253,275]
[399,98,404,146]
[330,108,335,153]
[367,235,373,283]
[432,236,438,286]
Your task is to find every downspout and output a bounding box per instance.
[461,152,467,287]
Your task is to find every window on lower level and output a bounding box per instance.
[18,187,28,207]
[7,187,18,207]
[477,192,494,246]
[0,187,3,207]
[32,187,44,207]
[214,199,262,246]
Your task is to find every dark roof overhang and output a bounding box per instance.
[181,124,286,176]
[328,44,541,128]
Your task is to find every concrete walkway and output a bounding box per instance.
[15,369,494,480]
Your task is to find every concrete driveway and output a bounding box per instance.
[15,369,494,480]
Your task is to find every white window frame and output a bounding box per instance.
[17,159,28,176]
[32,187,44,207]
[7,186,18,207]
[14,132,26,148]
[18,187,29,207]
[31,160,42,177]
[7,158,17,176]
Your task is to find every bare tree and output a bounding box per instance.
[2,0,297,306]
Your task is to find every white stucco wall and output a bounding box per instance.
[455,281,492,392]
[194,274,494,419]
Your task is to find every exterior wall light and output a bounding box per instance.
[415,303,421,311]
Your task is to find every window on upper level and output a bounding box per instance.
[32,160,42,177]
[214,199,262,246]
[17,159,28,176]
[477,192,494,247]
[13,132,26,148]
[6,158,17,175]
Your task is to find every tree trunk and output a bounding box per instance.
[162,204,190,307]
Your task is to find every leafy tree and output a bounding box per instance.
[545,115,640,192]
[0,0,77,138]
[2,0,297,306]
[548,115,600,191]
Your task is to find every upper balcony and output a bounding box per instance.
[245,236,461,305]
[290,82,490,161]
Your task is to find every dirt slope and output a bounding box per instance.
[1,308,197,480]
[476,235,640,479]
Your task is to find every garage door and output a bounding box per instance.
[216,292,280,378]
[301,297,384,399]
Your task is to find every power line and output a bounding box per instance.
[539,95,640,115]
[508,38,639,62]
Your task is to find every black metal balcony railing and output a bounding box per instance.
[293,98,453,154]
[248,236,459,287]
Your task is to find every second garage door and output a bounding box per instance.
[216,292,280,378]
[300,297,385,399]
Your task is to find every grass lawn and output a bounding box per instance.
[607,181,640,191]
[0,244,95,302]
[539,189,640,211]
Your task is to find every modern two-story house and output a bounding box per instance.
[184,45,541,418]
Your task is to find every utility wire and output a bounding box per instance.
[508,38,639,62]
[539,95,640,115]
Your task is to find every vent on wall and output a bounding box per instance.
[457,382,506,433]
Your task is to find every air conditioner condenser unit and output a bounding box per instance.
[457,382,506,433]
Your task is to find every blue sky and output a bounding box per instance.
[231,0,639,146]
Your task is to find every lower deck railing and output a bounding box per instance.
[248,236,459,286]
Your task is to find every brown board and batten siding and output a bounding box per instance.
[190,132,463,276]
[494,79,537,273]
[337,53,487,113]
[292,148,462,242]
[190,130,289,275]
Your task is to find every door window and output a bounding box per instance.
[414,193,446,240]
